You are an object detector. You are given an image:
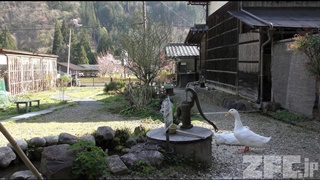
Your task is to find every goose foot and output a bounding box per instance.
[236,146,249,154]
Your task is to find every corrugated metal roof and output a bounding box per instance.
[78,64,100,71]
[0,48,58,58]
[165,43,199,58]
[228,7,320,28]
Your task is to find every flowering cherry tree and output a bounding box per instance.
[96,51,122,79]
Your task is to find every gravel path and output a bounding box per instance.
[1,87,320,179]
[171,87,320,179]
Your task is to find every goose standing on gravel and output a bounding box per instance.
[225,108,271,153]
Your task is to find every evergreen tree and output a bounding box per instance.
[0,27,17,50]
[97,32,112,54]
[79,29,96,64]
[52,21,64,55]
[76,44,89,64]
[80,1,103,49]
[70,29,79,64]
[80,1,97,27]
[61,19,70,44]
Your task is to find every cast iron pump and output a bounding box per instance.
[176,87,219,132]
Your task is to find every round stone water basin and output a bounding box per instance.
[146,125,213,164]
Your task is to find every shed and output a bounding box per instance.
[165,43,199,88]
[184,24,207,76]
[0,48,58,95]
[78,64,100,77]
[57,62,86,76]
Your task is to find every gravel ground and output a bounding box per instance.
[171,87,320,179]
[1,87,320,179]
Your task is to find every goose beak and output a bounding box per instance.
[225,112,231,117]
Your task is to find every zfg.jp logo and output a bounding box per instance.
[243,155,318,179]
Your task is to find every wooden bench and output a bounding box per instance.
[15,100,40,113]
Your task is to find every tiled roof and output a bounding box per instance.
[185,24,208,46]
[165,43,199,58]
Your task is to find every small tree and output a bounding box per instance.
[120,20,172,86]
[57,74,71,101]
[119,15,172,108]
[293,32,320,120]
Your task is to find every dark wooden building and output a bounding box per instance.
[187,1,320,104]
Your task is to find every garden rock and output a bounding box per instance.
[226,100,236,109]
[125,137,137,147]
[140,150,164,167]
[234,102,246,111]
[129,143,144,153]
[0,147,16,168]
[40,144,76,179]
[96,126,115,140]
[120,153,139,169]
[121,148,131,154]
[136,135,147,143]
[7,139,28,151]
[58,132,78,145]
[43,135,59,146]
[28,137,46,147]
[262,101,282,113]
[80,134,96,145]
[10,170,36,180]
[121,143,164,170]
[106,155,129,175]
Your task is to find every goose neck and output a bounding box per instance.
[234,114,243,128]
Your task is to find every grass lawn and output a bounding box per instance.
[0,86,105,121]
[0,86,210,147]
[0,86,108,146]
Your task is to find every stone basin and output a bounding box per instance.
[146,125,213,164]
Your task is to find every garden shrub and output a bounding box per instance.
[104,80,126,93]
[67,139,109,179]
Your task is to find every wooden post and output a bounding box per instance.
[0,123,44,180]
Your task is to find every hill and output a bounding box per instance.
[0,1,205,56]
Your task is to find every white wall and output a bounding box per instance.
[208,1,228,16]
[272,39,315,117]
[0,55,7,65]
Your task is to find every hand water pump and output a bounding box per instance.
[175,87,219,132]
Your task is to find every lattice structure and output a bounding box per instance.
[1,49,58,95]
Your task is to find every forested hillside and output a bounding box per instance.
[0,1,205,64]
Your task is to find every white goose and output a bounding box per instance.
[225,108,271,153]
[214,131,242,146]
[214,125,249,146]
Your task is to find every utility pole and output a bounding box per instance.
[67,28,71,76]
[67,19,82,79]
[143,1,147,31]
